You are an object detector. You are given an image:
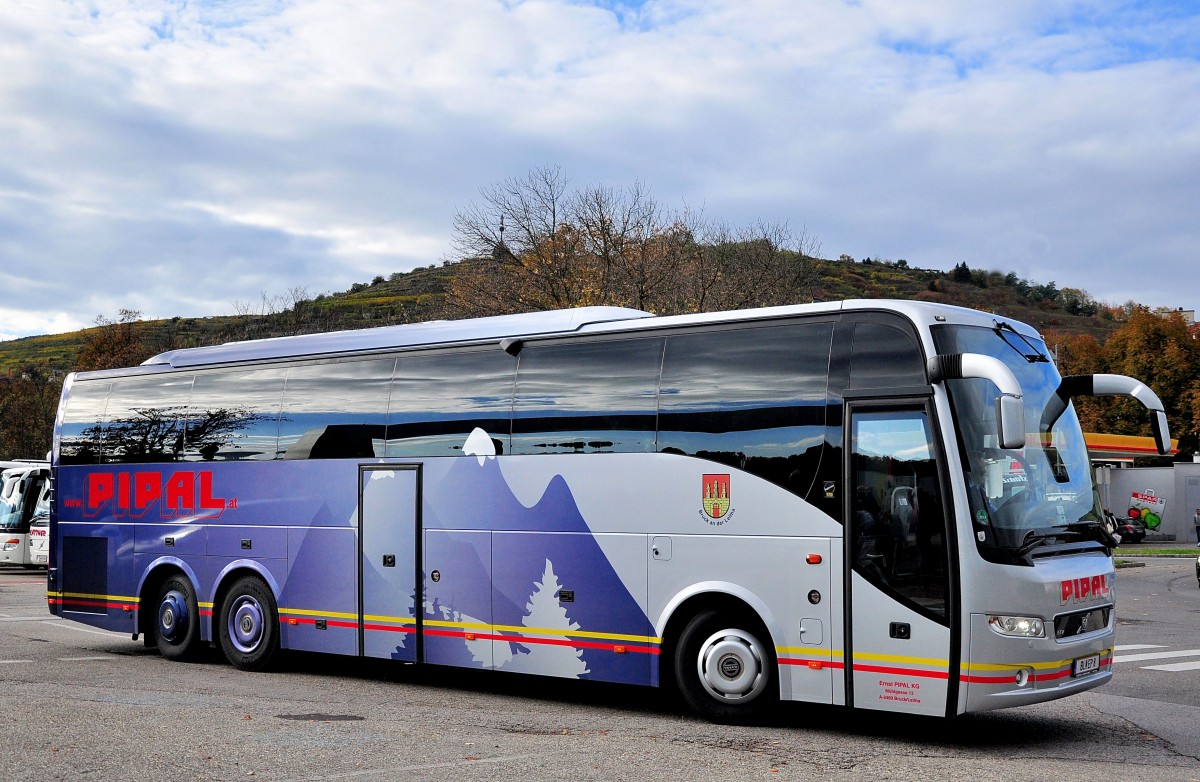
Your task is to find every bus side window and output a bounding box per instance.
[848,322,925,389]
[100,375,194,464]
[278,359,395,459]
[658,323,833,497]
[182,368,287,461]
[58,381,111,465]
[386,349,516,458]
[511,338,664,455]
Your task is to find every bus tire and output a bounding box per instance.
[673,608,776,723]
[218,575,280,672]
[153,574,200,661]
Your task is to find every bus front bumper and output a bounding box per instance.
[961,612,1113,713]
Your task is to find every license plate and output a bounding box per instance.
[1072,653,1101,677]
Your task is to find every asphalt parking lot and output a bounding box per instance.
[3,563,1199,782]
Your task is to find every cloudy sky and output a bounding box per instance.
[2,0,1198,340]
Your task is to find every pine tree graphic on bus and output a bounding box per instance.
[500,559,590,677]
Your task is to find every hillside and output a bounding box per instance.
[0,257,1120,377]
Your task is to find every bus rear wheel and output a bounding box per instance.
[154,574,199,661]
[674,609,776,723]
[218,575,280,672]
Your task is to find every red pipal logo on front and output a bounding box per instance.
[84,471,228,520]
[1060,574,1111,604]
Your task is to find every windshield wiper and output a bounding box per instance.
[1064,519,1119,548]
[994,321,1050,364]
[1014,528,1072,558]
[1015,521,1113,557]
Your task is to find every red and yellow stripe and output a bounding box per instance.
[960,649,1112,685]
[777,646,845,670]
[420,618,660,655]
[48,591,138,612]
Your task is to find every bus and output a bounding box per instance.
[1,461,50,568]
[47,300,1170,722]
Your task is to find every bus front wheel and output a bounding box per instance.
[673,609,776,723]
[154,574,199,661]
[218,575,280,672]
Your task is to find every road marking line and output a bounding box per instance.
[0,616,60,622]
[1114,644,1168,651]
[1142,660,1200,672]
[1113,649,1200,664]
[59,656,115,662]
[0,659,34,665]
[280,749,576,782]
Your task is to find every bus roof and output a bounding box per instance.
[116,299,1028,374]
[142,306,654,370]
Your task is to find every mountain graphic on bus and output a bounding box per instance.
[418,448,653,684]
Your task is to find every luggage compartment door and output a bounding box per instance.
[360,465,421,661]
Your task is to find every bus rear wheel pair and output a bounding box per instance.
[150,573,279,672]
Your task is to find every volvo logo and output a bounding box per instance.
[719,655,743,679]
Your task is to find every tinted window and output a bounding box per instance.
[182,368,287,461]
[512,338,664,455]
[278,359,395,459]
[849,322,925,388]
[101,375,194,463]
[849,406,948,621]
[385,350,516,458]
[658,323,832,495]
[58,380,111,465]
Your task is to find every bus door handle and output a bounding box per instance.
[889,622,911,640]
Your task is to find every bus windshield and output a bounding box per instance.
[0,471,24,530]
[932,324,1104,560]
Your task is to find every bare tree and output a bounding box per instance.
[446,167,822,317]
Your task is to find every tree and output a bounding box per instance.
[1059,288,1098,316]
[76,309,157,372]
[0,365,61,459]
[446,166,821,316]
[1068,308,1200,459]
[1029,281,1059,305]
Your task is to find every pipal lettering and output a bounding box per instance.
[84,470,227,520]
[1060,574,1111,604]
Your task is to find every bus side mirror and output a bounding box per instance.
[928,353,1026,451]
[1041,375,1172,456]
[997,394,1027,451]
[1151,409,1170,456]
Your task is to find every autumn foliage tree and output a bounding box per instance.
[1051,307,1200,459]
[76,309,159,372]
[0,310,168,460]
[446,166,821,316]
[0,365,60,459]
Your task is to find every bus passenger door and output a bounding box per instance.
[845,402,954,716]
[360,465,420,662]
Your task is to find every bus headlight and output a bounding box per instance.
[987,614,1045,638]
[2,538,19,551]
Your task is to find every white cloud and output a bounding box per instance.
[1,0,1198,341]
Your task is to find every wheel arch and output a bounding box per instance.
[209,559,282,621]
[136,557,202,639]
